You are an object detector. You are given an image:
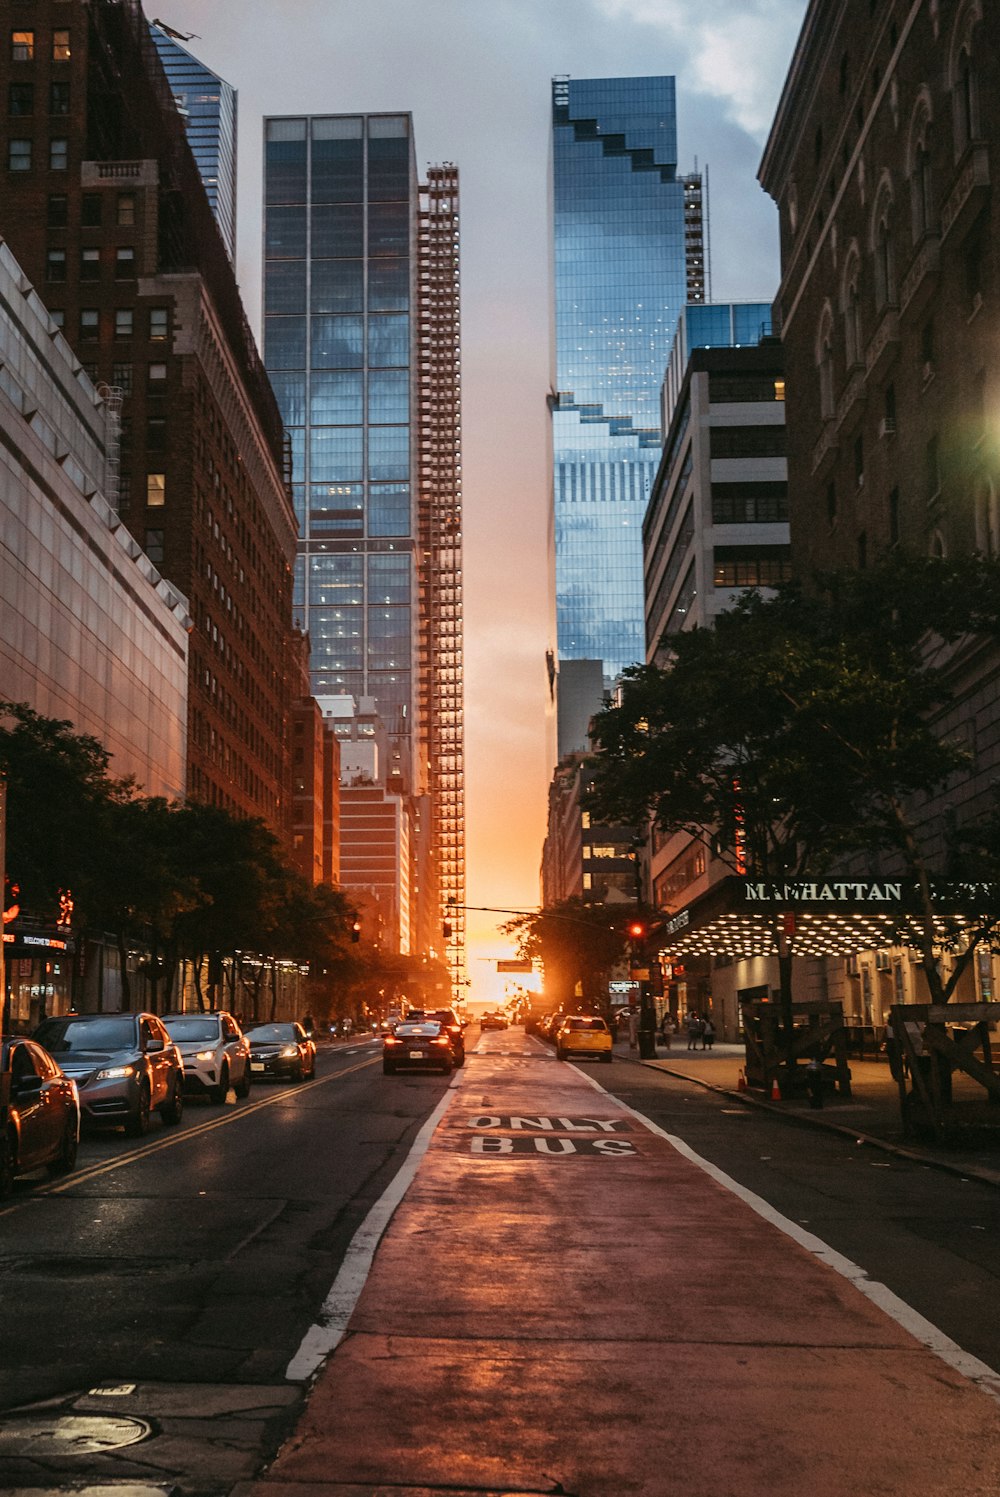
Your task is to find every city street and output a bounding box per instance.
[2,1025,999,1495]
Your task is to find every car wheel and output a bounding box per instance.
[159,1078,184,1125]
[48,1117,79,1175]
[125,1083,151,1138]
[440,1059,453,1075]
[556,1048,567,1061]
[601,1052,613,1064]
[454,1053,465,1068]
[382,1060,396,1075]
[234,1062,251,1099]
[0,1129,16,1198]
[210,1063,230,1104]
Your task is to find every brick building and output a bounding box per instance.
[1,0,296,836]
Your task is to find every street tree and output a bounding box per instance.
[501,899,630,1013]
[586,555,1000,1020]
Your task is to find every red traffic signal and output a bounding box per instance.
[628,921,645,939]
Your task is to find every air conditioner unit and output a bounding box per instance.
[875,950,891,971]
[846,954,861,977]
[878,417,896,438]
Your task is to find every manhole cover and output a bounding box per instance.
[0,1411,152,1456]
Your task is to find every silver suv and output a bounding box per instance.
[34,1012,184,1136]
[162,1012,251,1103]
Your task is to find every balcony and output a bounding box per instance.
[865,307,900,382]
[940,142,990,246]
[900,233,941,320]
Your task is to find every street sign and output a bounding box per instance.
[497,958,533,973]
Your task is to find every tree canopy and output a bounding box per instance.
[502,900,633,1012]
[586,556,1000,1006]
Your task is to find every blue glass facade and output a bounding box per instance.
[263,115,416,748]
[551,76,689,678]
[150,24,238,262]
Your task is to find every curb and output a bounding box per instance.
[616,1052,1000,1191]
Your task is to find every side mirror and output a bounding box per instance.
[14,1074,44,1098]
[145,1037,165,1053]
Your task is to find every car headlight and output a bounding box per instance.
[195,1050,216,1061]
[280,1045,299,1057]
[96,1064,135,1080]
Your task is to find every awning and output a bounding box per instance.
[657,876,1000,959]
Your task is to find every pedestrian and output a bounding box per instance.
[702,1015,716,1050]
[660,1012,674,1050]
[686,1011,701,1050]
[302,1011,315,1036]
[627,1007,639,1050]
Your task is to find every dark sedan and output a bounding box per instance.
[244,1022,316,1082]
[1,1037,80,1196]
[34,1012,184,1136]
[382,1020,454,1075]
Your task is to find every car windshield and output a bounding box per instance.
[568,1018,608,1031]
[245,1024,296,1042]
[35,1015,137,1053]
[163,1017,220,1043]
[395,1023,441,1036]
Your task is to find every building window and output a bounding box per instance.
[826,481,837,526]
[148,361,167,383]
[80,247,100,280]
[713,546,792,588]
[883,382,896,434]
[857,530,867,569]
[81,193,101,227]
[115,246,135,279]
[873,212,895,309]
[8,138,31,171]
[910,141,933,241]
[965,230,985,312]
[149,307,168,340]
[854,433,864,487]
[920,318,935,377]
[114,308,133,337]
[50,309,64,330]
[889,486,900,547]
[111,361,133,393]
[709,426,786,460]
[953,46,977,156]
[46,192,67,227]
[49,137,68,170]
[51,31,71,62]
[146,473,166,507]
[79,309,99,339]
[147,417,166,448]
[8,82,33,115]
[49,81,69,115]
[11,31,34,61]
[145,530,165,565]
[816,310,835,420]
[117,192,135,226]
[45,247,66,281]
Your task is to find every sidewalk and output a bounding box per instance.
[235,1040,1000,1497]
[623,1039,1000,1186]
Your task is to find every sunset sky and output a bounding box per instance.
[158,0,806,1003]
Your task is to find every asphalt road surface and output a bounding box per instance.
[596,1057,1000,1377]
[0,1036,450,1411]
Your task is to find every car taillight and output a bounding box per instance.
[384,1037,401,1047]
[431,1036,450,1046]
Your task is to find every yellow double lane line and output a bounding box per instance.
[2,1051,380,1208]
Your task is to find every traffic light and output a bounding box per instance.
[628,921,645,939]
[351,919,361,943]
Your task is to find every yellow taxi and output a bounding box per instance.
[554,1014,613,1064]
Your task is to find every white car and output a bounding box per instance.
[162,1011,251,1103]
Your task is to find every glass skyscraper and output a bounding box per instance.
[550,75,698,682]
[262,115,465,993]
[149,22,238,262]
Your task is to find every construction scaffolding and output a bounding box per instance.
[417,164,466,1003]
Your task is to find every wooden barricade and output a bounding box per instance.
[888,1002,1000,1144]
[741,998,852,1100]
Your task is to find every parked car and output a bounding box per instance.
[33,1011,184,1135]
[382,1019,454,1075]
[0,1037,80,1196]
[162,1011,251,1103]
[480,1010,508,1031]
[403,1008,466,1066]
[244,1022,316,1082]
[555,1014,613,1064]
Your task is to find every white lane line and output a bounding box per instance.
[579,1067,1000,1403]
[286,1077,461,1382]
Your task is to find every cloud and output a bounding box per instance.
[593,0,804,136]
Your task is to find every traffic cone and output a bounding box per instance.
[770,1076,782,1101]
[737,1067,747,1092]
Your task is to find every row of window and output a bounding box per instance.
[46,245,135,280]
[49,306,169,341]
[8,135,67,170]
[8,80,69,114]
[48,191,136,228]
[11,30,70,61]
